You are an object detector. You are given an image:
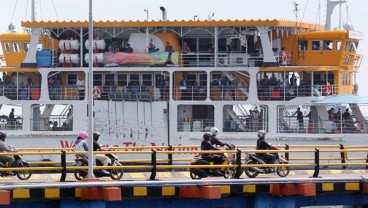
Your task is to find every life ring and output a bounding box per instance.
[353,84,358,94]
[93,87,102,99]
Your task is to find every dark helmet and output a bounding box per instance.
[203,132,212,140]
[0,132,6,141]
[93,132,100,141]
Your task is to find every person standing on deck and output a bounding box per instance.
[76,77,85,100]
[251,107,260,132]
[293,107,304,129]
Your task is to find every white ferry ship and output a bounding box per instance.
[0,1,366,161]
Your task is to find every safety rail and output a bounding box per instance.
[1,145,368,181]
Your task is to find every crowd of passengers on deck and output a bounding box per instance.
[257,72,334,101]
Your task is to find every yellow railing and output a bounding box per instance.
[1,144,367,180]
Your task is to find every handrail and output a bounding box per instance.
[1,145,368,181]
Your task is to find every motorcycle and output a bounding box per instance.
[189,144,237,179]
[0,153,32,180]
[243,152,290,178]
[73,152,124,180]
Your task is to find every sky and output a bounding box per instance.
[0,0,367,95]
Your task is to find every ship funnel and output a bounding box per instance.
[208,12,214,21]
[160,6,167,21]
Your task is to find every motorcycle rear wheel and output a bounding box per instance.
[244,160,259,178]
[110,161,124,180]
[74,160,88,181]
[16,161,32,180]
[223,167,236,179]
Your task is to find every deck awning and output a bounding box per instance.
[312,94,368,104]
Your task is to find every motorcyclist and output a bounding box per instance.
[201,132,224,175]
[256,130,278,165]
[93,132,111,175]
[210,127,230,148]
[74,131,89,158]
[0,132,17,174]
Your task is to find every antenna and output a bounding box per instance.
[293,2,299,22]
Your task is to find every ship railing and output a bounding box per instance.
[209,86,249,101]
[180,52,261,67]
[177,119,214,132]
[277,118,366,134]
[257,84,338,101]
[0,85,41,100]
[2,145,368,180]
[177,117,268,133]
[0,115,23,130]
[30,115,71,131]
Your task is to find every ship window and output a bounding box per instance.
[24,43,29,52]
[177,105,214,132]
[223,105,268,133]
[30,104,73,131]
[13,43,20,53]
[323,40,332,50]
[336,40,342,51]
[341,73,350,86]
[311,41,321,51]
[105,74,115,86]
[129,74,139,85]
[173,71,207,101]
[117,74,127,86]
[298,40,308,51]
[93,74,102,86]
[210,71,249,101]
[4,42,10,53]
[142,74,152,86]
[344,41,358,52]
[0,104,23,130]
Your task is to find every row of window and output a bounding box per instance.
[3,42,44,53]
[298,40,358,52]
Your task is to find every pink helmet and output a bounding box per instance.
[78,131,88,140]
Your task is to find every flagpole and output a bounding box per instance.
[87,0,95,178]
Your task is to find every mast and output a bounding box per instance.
[87,0,95,178]
[31,0,35,22]
[325,0,347,30]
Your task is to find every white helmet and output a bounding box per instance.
[210,127,219,136]
[257,130,267,138]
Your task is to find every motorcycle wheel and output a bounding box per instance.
[276,161,290,177]
[223,168,236,179]
[189,168,202,179]
[74,160,88,181]
[16,161,32,180]
[224,159,237,179]
[110,161,124,180]
[0,163,5,177]
[244,160,259,178]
